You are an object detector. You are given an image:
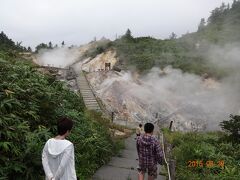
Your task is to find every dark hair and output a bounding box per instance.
[139,124,142,127]
[144,123,154,133]
[57,117,73,135]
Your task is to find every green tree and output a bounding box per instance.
[124,28,133,40]
[220,114,240,144]
[198,18,206,31]
[27,46,32,52]
[35,43,48,52]
[169,32,177,39]
[0,31,26,51]
[48,41,53,49]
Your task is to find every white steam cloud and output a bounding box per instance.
[207,43,240,70]
[88,43,240,131]
[35,47,81,68]
[34,42,240,131]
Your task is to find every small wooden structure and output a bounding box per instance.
[105,63,111,70]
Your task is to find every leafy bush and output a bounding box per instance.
[220,114,240,144]
[163,129,240,179]
[83,40,112,59]
[0,56,117,179]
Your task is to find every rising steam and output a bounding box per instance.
[88,43,240,131]
[35,47,81,68]
[34,42,240,131]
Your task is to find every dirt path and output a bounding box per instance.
[93,134,166,180]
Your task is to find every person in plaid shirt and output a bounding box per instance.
[136,123,163,180]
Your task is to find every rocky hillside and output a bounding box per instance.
[74,1,240,132]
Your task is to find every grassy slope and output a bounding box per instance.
[112,37,225,77]
[163,129,240,179]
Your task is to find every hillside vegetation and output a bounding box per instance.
[185,0,240,44]
[84,1,240,78]
[163,115,240,179]
[0,36,123,179]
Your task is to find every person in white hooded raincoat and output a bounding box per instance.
[42,117,77,180]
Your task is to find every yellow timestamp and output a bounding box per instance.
[187,160,225,168]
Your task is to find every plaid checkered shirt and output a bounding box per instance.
[137,134,163,168]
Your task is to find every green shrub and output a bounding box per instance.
[163,130,240,179]
[220,115,240,144]
[0,57,117,179]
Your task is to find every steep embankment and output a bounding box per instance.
[81,50,117,72]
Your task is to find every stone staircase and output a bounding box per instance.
[76,71,101,111]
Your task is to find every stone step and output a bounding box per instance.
[85,104,99,107]
[82,93,94,96]
[79,84,90,87]
[82,94,94,97]
[85,102,98,105]
[82,96,95,98]
[80,91,92,93]
[87,107,100,110]
[80,89,91,91]
[81,91,93,94]
[85,102,99,106]
[79,86,90,88]
[79,84,89,86]
[86,105,100,109]
[83,96,96,101]
[84,98,97,101]
[86,105,100,108]
[82,91,94,94]
[82,94,95,97]
[80,89,92,91]
[84,99,96,102]
[82,93,94,95]
[84,95,96,97]
[87,107,101,110]
[83,97,96,100]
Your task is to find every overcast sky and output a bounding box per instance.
[0,0,233,48]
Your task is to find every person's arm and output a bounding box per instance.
[42,143,54,180]
[155,141,164,165]
[54,144,74,179]
[136,127,139,134]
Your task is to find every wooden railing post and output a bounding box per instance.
[169,159,176,180]
[111,112,114,122]
[169,121,173,131]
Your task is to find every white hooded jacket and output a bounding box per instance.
[42,138,77,180]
